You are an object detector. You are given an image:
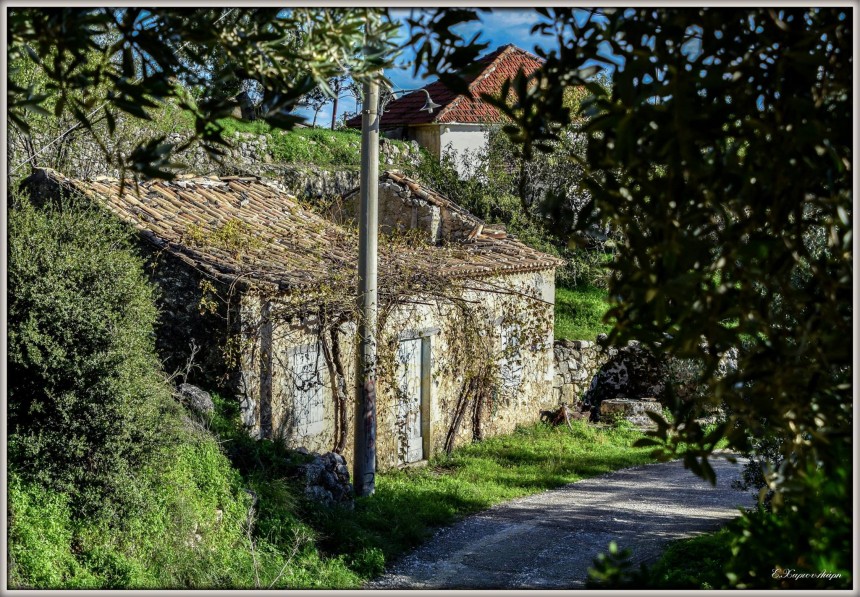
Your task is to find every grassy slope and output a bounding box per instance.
[214,118,412,169]
[554,284,614,341]
[189,394,655,586]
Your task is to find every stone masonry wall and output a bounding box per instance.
[9,125,422,202]
[551,336,614,408]
[236,270,557,471]
[552,335,740,413]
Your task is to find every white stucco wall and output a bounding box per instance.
[439,123,490,177]
[402,123,491,177]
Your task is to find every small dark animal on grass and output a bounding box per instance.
[540,402,574,429]
[539,409,556,423]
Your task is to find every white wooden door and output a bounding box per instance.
[396,338,424,463]
[291,343,324,436]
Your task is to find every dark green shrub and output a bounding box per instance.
[724,439,852,589]
[7,191,179,515]
[646,526,735,589]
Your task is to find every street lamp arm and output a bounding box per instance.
[381,87,442,114]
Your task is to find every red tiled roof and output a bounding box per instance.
[345,44,544,129]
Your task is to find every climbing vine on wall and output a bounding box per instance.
[190,210,553,457]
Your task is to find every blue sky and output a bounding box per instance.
[296,8,564,127]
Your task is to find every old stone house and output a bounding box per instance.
[23,168,563,470]
[345,44,544,174]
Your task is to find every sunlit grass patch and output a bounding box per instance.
[554,284,613,340]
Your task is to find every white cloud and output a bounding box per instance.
[482,9,541,31]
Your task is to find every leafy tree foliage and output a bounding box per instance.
[7,190,181,516]
[178,10,294,106]
[410,7,852,586]
[8,8,400,178]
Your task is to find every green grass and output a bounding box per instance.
[208,395,655,583]
[305,420,655,574]
[7,405,364,590]
[554,284,614,340]
[213,118,412,168]
[207,394,657,582]
[647,523,736,589]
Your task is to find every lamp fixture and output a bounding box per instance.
[381,88,441,114]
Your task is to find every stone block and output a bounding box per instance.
[177,383,214,415]
[560,384,577,404]
[599,398,662,427]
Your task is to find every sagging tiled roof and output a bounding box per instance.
[345,44,544,129]
[350,171,565,277]
[24,168,561,292]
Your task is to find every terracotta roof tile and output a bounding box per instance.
[27,168,562,292]
[345,44,544,129]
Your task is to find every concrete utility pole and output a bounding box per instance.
[353,74,380,498]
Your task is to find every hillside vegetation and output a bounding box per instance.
[216,119,376,168]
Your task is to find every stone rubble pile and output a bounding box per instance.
[581,341,667,416]
[599,398,662,429]
[296,449,354,509]
[552,334,740,426]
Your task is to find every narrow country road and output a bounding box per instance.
[366,456,754,590]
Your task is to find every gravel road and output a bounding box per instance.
[366,456,753,590]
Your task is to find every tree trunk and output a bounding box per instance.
[445,378,475,455]
[330,96,339,130]
[330,323,349,453]
[22,134,38,171]
[319,310,349,454]
[472,377,486,442]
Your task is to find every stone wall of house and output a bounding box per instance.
[139,246,240,391]
[334,175,482,244]
[236,269,557,471]
[429,270,556,457]
[332,178,444,242]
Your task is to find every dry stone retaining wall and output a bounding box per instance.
[552,335,740,418]
[551,335,615,407]
[9,126,422,203]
